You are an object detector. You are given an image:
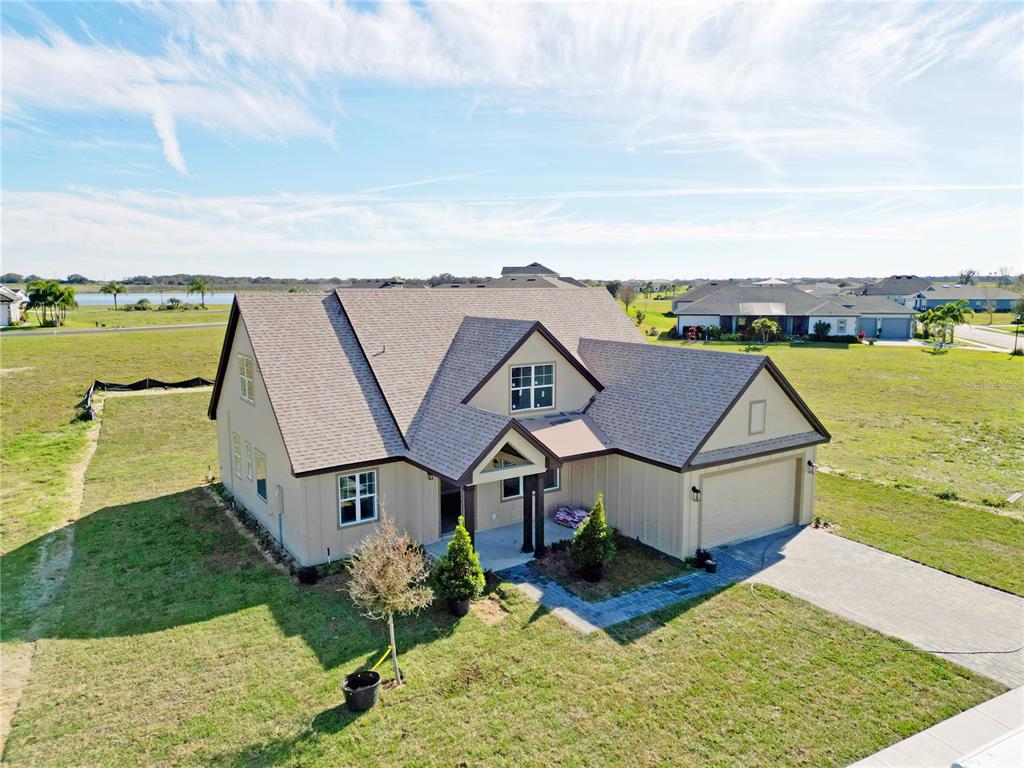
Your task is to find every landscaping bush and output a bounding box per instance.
[720,332,742,342]
[647,326,658,337]
[704,325,722,340]
[432,516,485,602]
[297,566,319,585]
[812,320,832,341]
[570,493,616,578]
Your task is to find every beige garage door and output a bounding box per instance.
[700,458,798,549]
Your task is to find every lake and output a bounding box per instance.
[76,291,235,306]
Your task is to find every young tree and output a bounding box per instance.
[618,284,636,311]
[937,300,972,345]
[570,493,616,578]
[604,280,621,298]
[957,269,978,286]
[812,320,832,341]
[55,285,78,325]
[751,317,779,343]
[26,279,66,326]
[347,517,433,685]
[431,516,485,606]
[983,291,997,325]
[916,308,937,340]
[99,281,126,309]
[186,277,212,307]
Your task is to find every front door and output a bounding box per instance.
[439,480,461,536]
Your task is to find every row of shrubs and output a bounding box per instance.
[668,324,863,344]
[119,298,204,311]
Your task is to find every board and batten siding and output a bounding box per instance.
[700,368,813,452]
[468,331,596,417]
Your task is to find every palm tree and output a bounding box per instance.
[916,308,937,340]
[55,285,78,325]
[186,277,211,308]
[99,281,126,309]
[937,300,973,345]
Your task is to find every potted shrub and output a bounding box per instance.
[432,516,485,616]
[570,493,616,582]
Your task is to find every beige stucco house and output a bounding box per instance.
[209,288,829,567]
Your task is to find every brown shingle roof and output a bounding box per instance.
[231,293,406,475]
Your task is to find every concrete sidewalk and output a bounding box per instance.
[849,687,1022,767]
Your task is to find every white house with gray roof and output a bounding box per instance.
[209,288,829,567]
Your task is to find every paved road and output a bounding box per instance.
[1,322,226,337]
[956,323,1021,353]
[751,528,1024,687]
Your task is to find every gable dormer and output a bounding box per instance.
[464,326,600,417]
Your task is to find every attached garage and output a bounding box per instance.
[878,317,911,340]
[698,457,800,549]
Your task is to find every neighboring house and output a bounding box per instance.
[437,263,587,289]
[671,284,916,339]
[859,275,931,301]
[209,289,829,566]
[909,285,1020,312]
[0,285,28,326]
[835,296,918,339]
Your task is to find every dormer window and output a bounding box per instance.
[511,364,554,412]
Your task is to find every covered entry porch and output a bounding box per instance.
[427,429,564,569]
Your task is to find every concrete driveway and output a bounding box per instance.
[955,323,1020,352]
[746,529,1024,687]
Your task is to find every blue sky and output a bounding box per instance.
[2,1,1022,280]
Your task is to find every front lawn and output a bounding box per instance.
[1,391,1006,767]
[529,533,694,601]
[816,473,1024,596]
[3,304,230,331]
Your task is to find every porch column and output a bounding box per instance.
[521,474,534,553]
[533,473,546,556]
[463,484,477,548]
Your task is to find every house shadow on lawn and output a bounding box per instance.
[0,487,458,672]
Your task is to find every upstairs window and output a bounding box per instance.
[510,363,554,412]
[239,354,255,403]
[339,470,377,526]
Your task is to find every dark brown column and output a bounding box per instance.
[521,474,535,553]
[463,484,477,547]
[533,473,546,556]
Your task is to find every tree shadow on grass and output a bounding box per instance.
[0,487,458,671]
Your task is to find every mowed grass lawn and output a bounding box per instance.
[1,392,1003,767]
[0,326,223,553]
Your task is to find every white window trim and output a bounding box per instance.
[501,476,523,501]
[254,449,268,501]
[238,354,255,404]
[509,362,556,413]
[544,467,561,492]
[231,433,242,478]
[338,469,378,528]
[836,319,848,333]
[749,399,767,436]
[245,442,253,480]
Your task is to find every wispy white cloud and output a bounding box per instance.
[3,2,1020,173]
[4,186,1020,277]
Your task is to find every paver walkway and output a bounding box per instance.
[499,527,798,633]
[849,687,1023,767]
[751,528,1024,687]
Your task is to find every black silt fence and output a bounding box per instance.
[78,377,214,420]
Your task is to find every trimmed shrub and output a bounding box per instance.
[432,516,485,601]
[812,320,832,341]
[570,493,616,570]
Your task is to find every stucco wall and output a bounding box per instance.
[700,368,813,452]
[468,331,596,416]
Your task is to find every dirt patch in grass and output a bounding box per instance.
[470,597,509,626]
[530,534,694,602]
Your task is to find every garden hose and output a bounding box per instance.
[369,646,393,672]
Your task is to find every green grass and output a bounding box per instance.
[817,474,1024,596]
[1,392,1003,767]
[618,298,676,338]
[653,340,1023,508]
[967,311,1017,326]
[529,534,694,601]
[0,327,223,553]
[4,304,230,331]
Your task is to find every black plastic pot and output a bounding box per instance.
[447,597,471,617]
[579,563,605,583]
[694,548,710,566]
[704,559,718,574]
[342,670,381,712]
